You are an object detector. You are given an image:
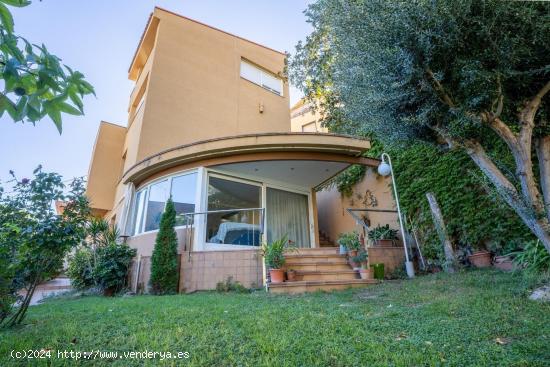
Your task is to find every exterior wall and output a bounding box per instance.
[316,167,400,244]
[85,122,126,212]
[128,250,262,293]
[134,8,290,162]
[367,246,405,274]
[180,250,262,292]
[290,99,327,133]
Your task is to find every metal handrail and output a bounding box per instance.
[177,208,265,262]
[346,208,398,247]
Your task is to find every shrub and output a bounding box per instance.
[67,247,95,290]
[150,198,179,295]
[513,241,550,274]
[94,242,136,293]
[215,277,249,293]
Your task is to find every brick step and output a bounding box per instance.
[285,262,351,272]
[287,247,340,256]
[319,241,335,247]
[284,254,347,264]
[269,279,379,294]
[295,270,359,281]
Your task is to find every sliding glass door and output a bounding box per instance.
[266,187,310,248]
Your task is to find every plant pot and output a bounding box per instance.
[359,268,373,279]
[269,269,285,283]
[286,270,297,282]
[493,255,514,271]
[468,251,492,268]
[103,287,116,297]
[349,249,358,257]
[376,239,394,247]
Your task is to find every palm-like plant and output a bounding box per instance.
[261,236,296,269]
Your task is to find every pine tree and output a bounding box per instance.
[149,197,179,294]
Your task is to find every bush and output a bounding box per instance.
[67,247,95,290]
[513,241,550,274]
[215,277,249,293]
[337,232,361,251]
[94,243,136,293]
[150,198,179,295]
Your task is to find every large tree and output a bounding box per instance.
[0,0,94,132]
[290,0,550,253]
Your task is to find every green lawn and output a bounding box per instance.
[1,270,549,366]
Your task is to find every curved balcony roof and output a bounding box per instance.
[122,132,378,186]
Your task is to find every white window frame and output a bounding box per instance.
[131,168,199,236]
[240,59,283,97]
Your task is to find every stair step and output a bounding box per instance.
[285,254,347,264]
[296,270,359,281]
[269,279,379,294]
[287,247,340,255]
[285,262,351,272]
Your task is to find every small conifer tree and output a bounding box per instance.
[150,197,179,294]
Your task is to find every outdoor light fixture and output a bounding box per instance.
[378,153,415,278]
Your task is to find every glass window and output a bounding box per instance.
[171,173,197,226]
[240,60,283,96]
[132,189,146,235]
[144,180,169,232]
[206,176,262,246]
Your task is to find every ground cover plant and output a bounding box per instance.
[0,270,548,366]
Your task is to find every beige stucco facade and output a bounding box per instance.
[290,99,328,133]
[86,7,402,292]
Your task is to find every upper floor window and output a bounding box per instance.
[240,60,283,96]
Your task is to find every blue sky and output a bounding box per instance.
[0,0,312,186]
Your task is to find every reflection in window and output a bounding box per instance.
[240,60,283,96]
[144,180,169,232]
[171,173,197,226]
[132,190,146,235]
[206,176,262,246]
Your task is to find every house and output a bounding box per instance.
[85,7,404,293]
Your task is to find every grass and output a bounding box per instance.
[1,270,549,366]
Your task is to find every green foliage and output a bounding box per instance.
[94,242,136,293]
[390,143,533,260]
[261,235,294,269]
[513,241,550,275]
[351,249,368,265]
[1,271,548,366]
[368,224,399,241]
[150,198,179,295]
[66,247,95,290]
[215,277,249,293]
[337,231,361,251]
[335,164,365,197]
[0,166,90,327]
[0,0,95,132]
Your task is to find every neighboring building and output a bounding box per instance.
[86,7,403,293]
[290,99,328,133]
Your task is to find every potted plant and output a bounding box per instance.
[489,242,518,271]
[368,224,399,246]
[354,250,369,275]
[261,236,295,283]
[338,231,362,257]
[359,262,373,279]
[468,249,492,268]
[286,269,297,282]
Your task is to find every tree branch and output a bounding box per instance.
[424,67,456,108]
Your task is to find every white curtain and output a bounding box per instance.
[118,183,135,236]
[266,188,310,248]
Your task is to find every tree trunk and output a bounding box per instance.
[426,192,456,272]
[536,136,550,222]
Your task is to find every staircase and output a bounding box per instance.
[268,247,378,294]
[319,230,335,247]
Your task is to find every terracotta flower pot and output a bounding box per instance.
[359,268,372,279]
[103,287,116,297]
[349,249,358,257]
[269,269,285,283]
[377,239,394,247]
[468,251,492,268]
[286,270,297,282]
[493,255,514,271]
